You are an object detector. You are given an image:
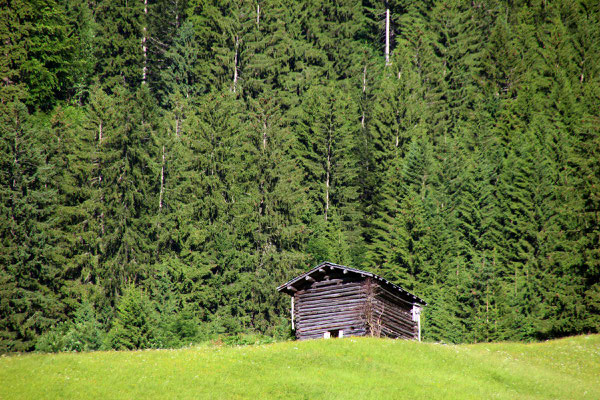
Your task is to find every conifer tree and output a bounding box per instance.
[146,0,189,96]
[298,84,360,224]
[158,21,201,105]
[0,0,79,108]
[231,94,311,333]
[296,83,363,265]
[108,284,155,349]
[84,85,161,302]
[93,0,145,89]
[0,100,67,351]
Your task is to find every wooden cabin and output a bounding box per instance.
[277,262,427,341]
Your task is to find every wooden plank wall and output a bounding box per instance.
[294,276,367,340]
[372,284,417,340]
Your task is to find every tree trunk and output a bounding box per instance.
[142,0,148,84]
[263,120,267,151]
[159,145,165,210]
[233,35,239,93]
[385,7,390,65]
[362,65,367,93]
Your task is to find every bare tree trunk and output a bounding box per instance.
[257,3,260,28]
[142,0,148,84]
[291,297,295,331]
[262,120,267,151]
[361,65,366,128]
[385,6,390,65]
[159,145,165,210]
[233,35,239,93]
[363,278,382,337]
[362,65,367,93]
[486,286,489,322]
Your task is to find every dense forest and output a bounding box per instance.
[1,0,599,352]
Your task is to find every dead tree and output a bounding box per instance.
[362,278,383,337]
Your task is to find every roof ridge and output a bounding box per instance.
[276,261,427,305]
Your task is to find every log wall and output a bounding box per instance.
[292,274,419,341]
[294,276,367,340]
[372,284,417,339]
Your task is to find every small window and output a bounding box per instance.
[329,329,341,338]
[324,329,345,339]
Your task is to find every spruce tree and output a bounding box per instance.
[83,85,161,302]
[93,0,145,89]
[0,100,67,351]
[108,284,155,349]
[0,0,79,108]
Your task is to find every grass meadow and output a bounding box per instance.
[1,334,598,399]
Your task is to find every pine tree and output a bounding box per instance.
[424,0,493,143]
[361,41,427,271]
[93,0,145,89]
[63,299,105,351]
[366,137,430,285]
[108,284,155,349]
[146,0,189,97]
[158,21,201,105]
[64,0,96,103]
[0,0,79,108]
[83,85,161,302]
[231,93,311,334]
[297,84,360,224]
[161,90,245,329]
[1,0,599,348]
[0,100,67,351]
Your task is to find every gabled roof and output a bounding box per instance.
[276,261,427,305]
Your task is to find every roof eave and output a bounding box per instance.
[277,262,427,305]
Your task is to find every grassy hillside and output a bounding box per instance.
[1,335,598,399]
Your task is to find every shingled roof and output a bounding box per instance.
[277,261,427,305]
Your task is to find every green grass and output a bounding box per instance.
[1,335,599,399]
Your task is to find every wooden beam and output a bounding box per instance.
[305,276,315,283]
[287,285,297,293]
[291,297,295,331]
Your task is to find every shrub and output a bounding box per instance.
[35,300,106,353]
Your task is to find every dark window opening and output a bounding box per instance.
[329,329,340,338]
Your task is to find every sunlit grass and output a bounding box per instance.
[1,335,598,399]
